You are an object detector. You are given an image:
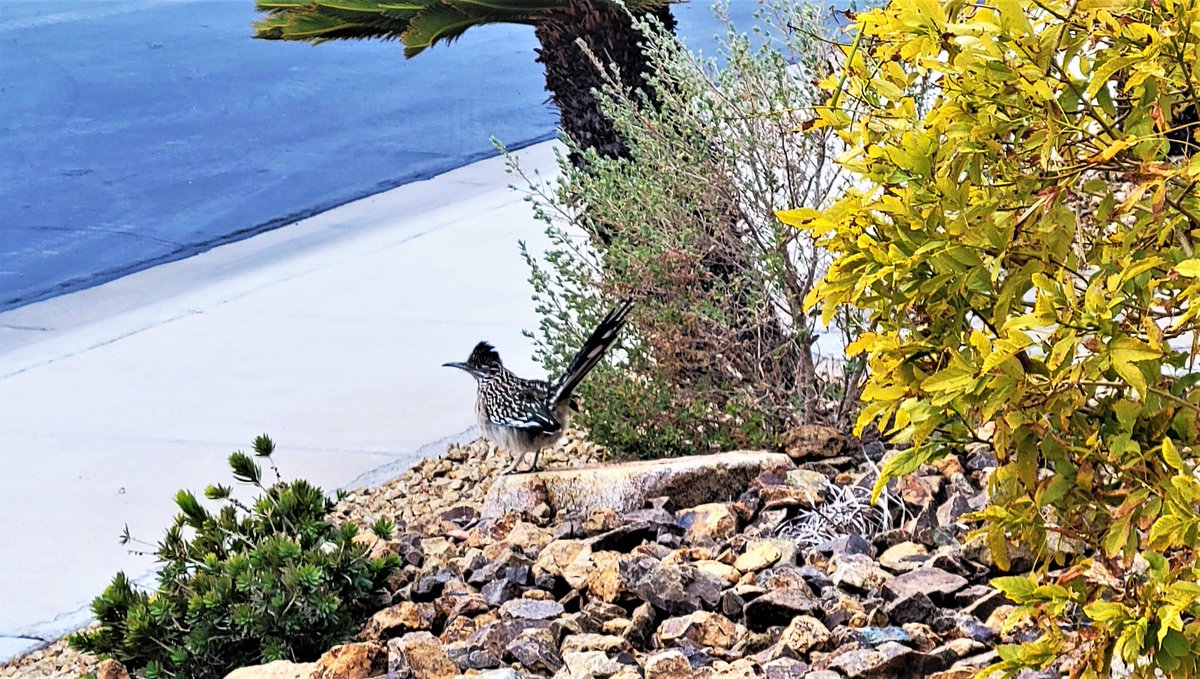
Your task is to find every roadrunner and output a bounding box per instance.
[443,300,634,474]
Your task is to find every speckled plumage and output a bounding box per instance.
[445,300,634,473]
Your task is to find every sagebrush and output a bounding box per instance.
[69,436,399,678]
[508,0,865,459]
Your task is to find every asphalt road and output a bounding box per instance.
[0,0,760,312]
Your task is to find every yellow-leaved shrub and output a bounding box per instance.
[780,0,1200,675]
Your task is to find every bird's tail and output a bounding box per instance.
[551,299,634,408]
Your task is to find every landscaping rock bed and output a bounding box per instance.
[3,427,1032,678]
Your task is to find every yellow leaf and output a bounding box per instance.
[1175,259,1200,277]
[1163,438,1188,473]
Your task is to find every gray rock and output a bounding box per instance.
[761,657,810,679]
[500,599,565,621]
[467,619,551,662]
[742,590,823,630]
[505,631,563,674]
[829,553,892,592]
[561,650,623,678]
[885,590,937,625]
[936,492,973,527]
[828,641,914,678]
[882,567,968,604]
[958,585,1006,620]
[816,534,872,557]
[619,554,723,615]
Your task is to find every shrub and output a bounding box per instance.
[786,0,1200,675]
[69,436,399,678]
[507,1,865,459]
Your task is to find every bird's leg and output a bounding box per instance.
[527,448,543,473]
[503,450,526,475]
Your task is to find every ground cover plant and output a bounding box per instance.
[511,1,865,459]
[784,0,1200,674]
[69,436,399,678]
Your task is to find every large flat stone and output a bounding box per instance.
[481,451,793,519]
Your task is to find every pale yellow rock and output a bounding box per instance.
[533,539,594,590]
[223,660,318,679]
[693,560,741,584]
[481,451,794,519]
[677,503,739,544]
[734,539,791,572]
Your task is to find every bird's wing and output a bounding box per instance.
[488,379,561,433]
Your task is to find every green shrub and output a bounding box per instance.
[69,436,399,678]
[506,1,865,458]
[785,0,1200,674]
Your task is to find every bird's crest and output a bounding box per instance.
[467,341,503,370]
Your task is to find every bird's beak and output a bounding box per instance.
[442,362,470,371]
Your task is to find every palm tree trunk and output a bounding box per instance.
[534,1,676,163]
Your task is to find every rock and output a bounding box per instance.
[958,586,1005,620]
[883,567,968,604]
[677,503,739,544]
[644,649,695,679]
[500,599,565,621]
[658,611,745,651]
[742,590,822,630]
[97,660,132,679]
[624,601,657,647]
[560,633,630,654]
[482,451,794,520]
[782,425,855,460]
[878,542,929,573]
[885,591,937,625]
[815,534,871,557]
[828,553,892,591]
[802,672,842,679]
[734,539,793,572]
[362,602,438,640]
[440,615,479,644]
[786,468,830,501]
[756,566,814,595]
[776,615,830,656]
[481,578,520,607]
[469,619,553,662]
[694,559,741,584]
[533,539,594,590]
[796,565,832,592]
[315,642,386,679]
[446,640,501,671]
[828,641,913,678]
[387,632,458,679]
[505,629,563,674]
[561,650,623,678]
[761,658,809,679]
[620,554,723,615]
[855,627,911,647]
[709,658,760,678]
[587,550,625,602]
[936,493,973,527]
[223,661,317,679]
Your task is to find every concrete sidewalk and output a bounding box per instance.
[0,142,562,659]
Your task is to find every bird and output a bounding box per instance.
[443,300,634,474]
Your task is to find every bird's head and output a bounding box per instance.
[443,341,504,380]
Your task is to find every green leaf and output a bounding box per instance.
[229,451,263,486]
[993,574,1037,603]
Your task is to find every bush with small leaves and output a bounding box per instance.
[506,1,864,458]
[69,435,399,678]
